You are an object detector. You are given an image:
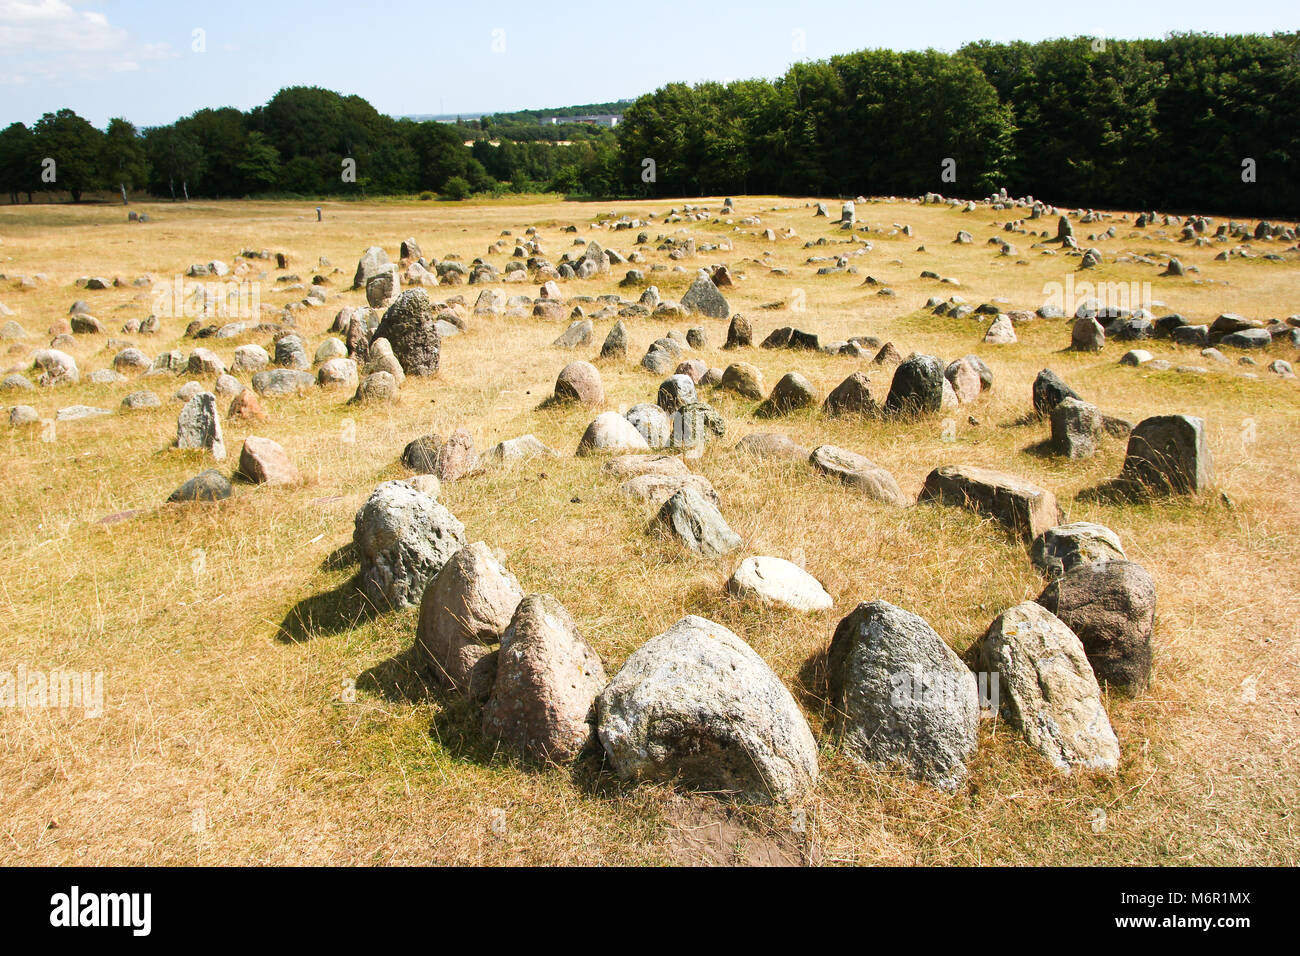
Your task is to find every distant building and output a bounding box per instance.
[543,114,621,128]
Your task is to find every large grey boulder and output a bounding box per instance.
[482,594,608,763]
[596,615,819,803]
[273,335,310,371]
[373,290,441,376]
[809,445,907,505]
[1030,522,1126,579]
[1119,414,1213,495]
[353,481,466,611]
[251,369,315,395]
[1050,396,1103,458]
[175,392,225,460]
[625,403,672,449]
[734,432,809,461]
[415,541,522,692]
[829,601,978,790]
[352,246,392,289]
[481,434,558,464]
[669,401,725,449]
[167,469,232,503]
[1036,561,1155,694]
[656,374,696,414]
[919,465,1062,542]
[651,487,742,557]
[975,602,1120,773]
[681,275,729,318]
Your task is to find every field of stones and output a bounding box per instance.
[1,193,1297,865]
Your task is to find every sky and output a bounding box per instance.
[1,0,1297,128]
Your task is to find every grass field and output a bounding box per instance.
[1,194,1297,865]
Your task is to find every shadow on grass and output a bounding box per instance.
[320,541,357,572]
[1074,477,1144,505]
[357,646,438,704]
[795,644,833,721]
[276,575,378,643]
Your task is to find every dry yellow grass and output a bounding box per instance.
[0,195,1297,865]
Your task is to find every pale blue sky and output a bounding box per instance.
[2,0,1297,128]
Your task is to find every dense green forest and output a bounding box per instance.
[2,33,1297,215]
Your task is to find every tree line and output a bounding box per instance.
[2,33,1298,215]
[0,86,620,203]
[618,33,1300,216]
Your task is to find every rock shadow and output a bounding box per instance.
[276,576,378,643]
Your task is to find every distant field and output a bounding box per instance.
[0,195,1297,865]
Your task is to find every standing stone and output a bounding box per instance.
[1030,522,1126,579]
[975,602,1120,773]
[919,465,1062,542]
[352,246,392,289]
[822,371,878,416]
[810,445,907,506]
[1119,415,1212,495]
[681,275,729,318]
[984,314,1017,345]
[724,314,752,349]
[657,374,696,414]
[366,266,400,308]
[176,392,225,460]
[274,334,309,371]
[553,319,593,349]
[1050,396,1104,458]
[482,594,609,763]
[727,556,832,612]
[756,371,818,417]
[1036,561,1156,694]
[1071,316,1106,352]
[829,601,978,790]
[669,401,725,449]
[719,362,765,400]
[596,615,819,803]
[1032,368,1079,416]
[884,354,945,417]
[944,357,984,404]
[373,290,441,376]
[415,541,522,692]
[651,487,742,557]
[599,320,628,360]
[436,427,478,481]
[353,481,466,611]
[237,436,299,485]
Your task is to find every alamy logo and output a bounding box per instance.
[1041,274,1151,316]
[49,886,151,936]
[152,275,261,320]
[0,665,103,718]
